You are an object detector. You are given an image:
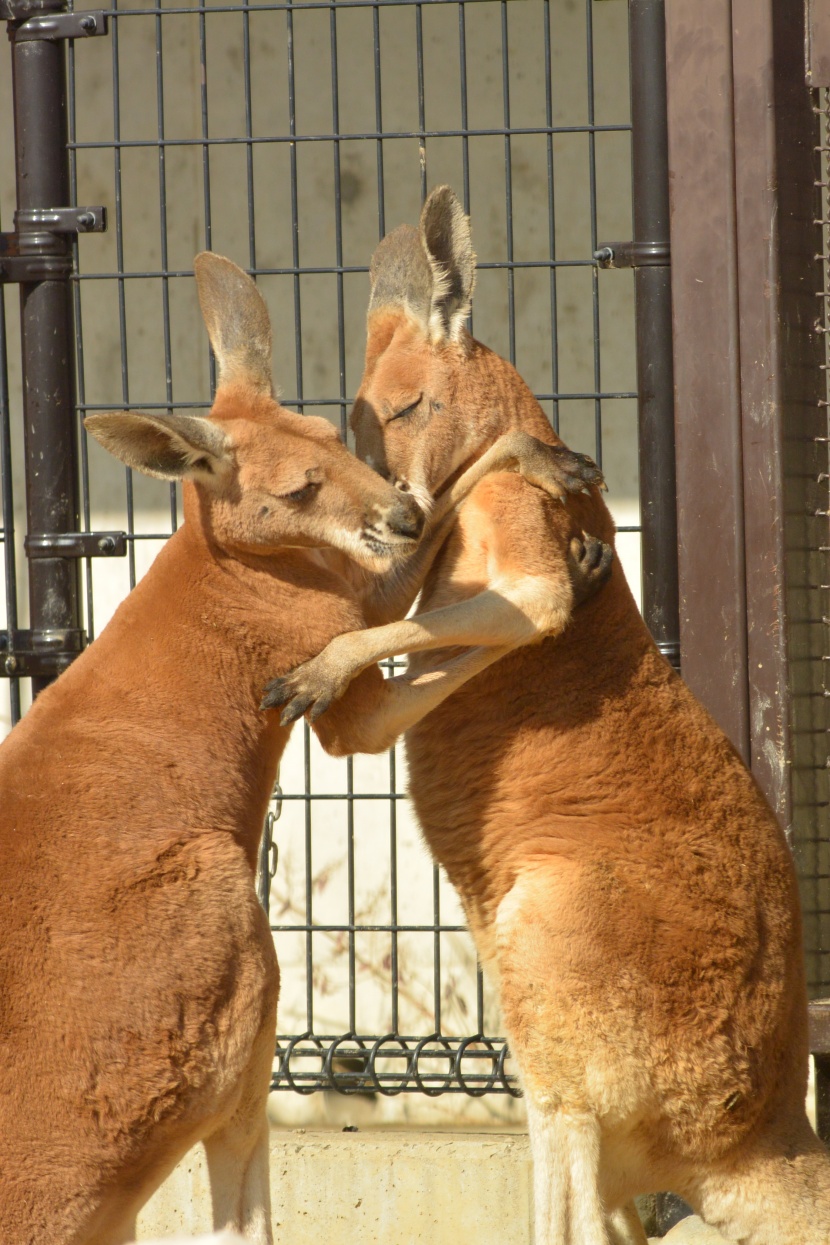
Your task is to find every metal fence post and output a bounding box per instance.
[596,0,679,673]
[629,0,678,673]
[12,5,80,698]
[1,0,108,695]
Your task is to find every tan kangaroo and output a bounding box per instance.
[267,188,830,1245]
[0,250,606,1245]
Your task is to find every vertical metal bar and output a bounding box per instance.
[389,744,399,1035]
[66,32,95,641]
[11,13,81,697]
[286,2,304,409]
[242,3,257,270]
[372,2,385,239]
[330,6,348,438]
[631,2,682,1214]
[458,2,472,337]
[543,0,560,435]
[329,5,355,1036]
[415,3,427,200]
[304,715,314,1033]
[500,0,515,366]
[433,863,441,1033]
[199,7,212,255]
[155,0,179,534]
[109,0,137,591]
[585,0,603,468]
[0,282,20,723]
[458,2,470,214]
[628,0,679,672]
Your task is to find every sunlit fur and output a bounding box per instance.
[346,190,830,1244]
[0,253,428,1245]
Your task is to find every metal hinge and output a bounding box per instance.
[594,240,670,269]
[25,531,127,559]
[0,206,107,283]
[2,1,108,40]
[0,628,87,678]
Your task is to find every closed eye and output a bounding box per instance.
[389,395,422,422]
[281,481,320,503]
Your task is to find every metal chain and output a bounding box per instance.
[257,768,282,913]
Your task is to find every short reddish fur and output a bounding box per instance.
[335,193,830,1243]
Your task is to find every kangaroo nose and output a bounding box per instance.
[390,493,425,541]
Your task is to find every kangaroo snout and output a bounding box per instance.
[387,491,425,541]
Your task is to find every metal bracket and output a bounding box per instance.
[16,207,107,234]
[657,640,681,673]
[25,531,127,559]
[0,627,87,678]
[0,205,107,284]
[4,4,107,40]
[594,240,670,269]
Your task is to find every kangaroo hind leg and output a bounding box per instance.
[527,1099,614,1245]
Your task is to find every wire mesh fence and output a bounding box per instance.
[0,0,638,1116]
[799,87,830,1001]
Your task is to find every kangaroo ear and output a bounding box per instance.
[194,252,274,396]
[368,224,435,328]
[84,411,232,485]
[419,186,475,343]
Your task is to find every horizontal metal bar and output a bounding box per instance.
[67,123,631,151]
[77,391,638,410]
[89,0,565,13]
[70,259,604,280]
[271,923,468,933]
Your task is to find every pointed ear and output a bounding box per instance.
[84,412,232,484]
[419,186,475,343]
[368,224,434,329]
[194,252,274,396]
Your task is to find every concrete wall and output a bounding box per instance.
[136,1130,535,1243]
[0,0,636,1127]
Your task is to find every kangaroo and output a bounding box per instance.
[0,250,606,1245]
[266,188,830,1245]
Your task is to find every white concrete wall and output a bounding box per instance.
[0,0,636,1128]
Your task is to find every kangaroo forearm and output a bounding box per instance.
[314,645,511,756]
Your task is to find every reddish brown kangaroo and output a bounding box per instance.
[0,250,605,1245]
[270,188,830,1245]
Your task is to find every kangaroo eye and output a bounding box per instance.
[390,396,422,422]
[283,481,319,503]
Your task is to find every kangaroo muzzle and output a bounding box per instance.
[386,491,425,542]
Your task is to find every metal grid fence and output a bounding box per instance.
[803,87,830,1000]
[0,0,638,1105]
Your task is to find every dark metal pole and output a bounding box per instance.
[629,0,679,673]
[629,0,688,1230]
[11,6,82,698]
[0,272,21,725]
